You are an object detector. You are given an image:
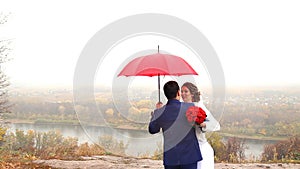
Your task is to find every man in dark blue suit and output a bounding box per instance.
[149,81,202,169]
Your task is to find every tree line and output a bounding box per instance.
[5,89,300,138]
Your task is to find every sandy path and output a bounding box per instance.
[34,155,300,169]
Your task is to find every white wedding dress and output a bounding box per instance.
[195,95,220,169]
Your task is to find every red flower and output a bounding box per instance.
[185,106,207,125]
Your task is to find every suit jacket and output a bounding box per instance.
[148,99,202,166]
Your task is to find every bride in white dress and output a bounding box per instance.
[181,82,220,169]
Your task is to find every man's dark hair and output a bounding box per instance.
[163,81,179,100]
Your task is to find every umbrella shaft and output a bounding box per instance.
[158,75,160,102]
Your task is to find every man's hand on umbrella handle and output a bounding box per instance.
[156,102,163,109]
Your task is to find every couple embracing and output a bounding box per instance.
[149,81,220,169]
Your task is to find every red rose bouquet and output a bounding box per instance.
[185,106,207,125]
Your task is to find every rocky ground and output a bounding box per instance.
[34,155,300,169]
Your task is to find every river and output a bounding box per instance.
[7,123,277,159]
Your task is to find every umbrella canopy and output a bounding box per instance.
[118,52,198,102]
[118,53,198,77]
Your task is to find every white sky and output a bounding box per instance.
[1,0,300,88]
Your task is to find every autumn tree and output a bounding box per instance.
[0,12,13,145]
[262,136,300,162]
[207,132,226,162]
[225,137,247,162]
[0,12,12,115]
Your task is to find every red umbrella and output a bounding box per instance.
[118,48,198,102]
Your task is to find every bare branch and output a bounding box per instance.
[0,12,12,24]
